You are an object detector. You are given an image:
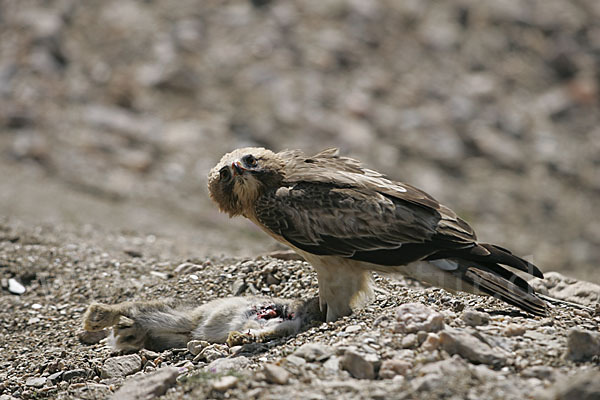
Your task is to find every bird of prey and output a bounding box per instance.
[208,147,547,322]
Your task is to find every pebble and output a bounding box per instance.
[285,355,307,367]
[25,377,46,388]
[439,328,507,367]
[263,364,290,385]
[293,343,334,362]
[503,324,526,337]
[341,351,376,380]
[196,344,229,362]
[394,303,444,333]
[461,309,490,327]
[548,370,600,400]
[63,369,87,381]
[345,324,362,334]
[378,359,411,379]
[100,354,142,379]
[521,366,556,381]
[205,356,250,374]
[421,333,440,352]
[110,367,179,400]
[187,340,209,356]
[47,371,63,383]
[565,329,600,362]
[212,375,239,392]
[8,278,25,295]
[401,334,418,349]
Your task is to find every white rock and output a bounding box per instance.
[8,278,25,295]
[341,351,376,380]
[205,356,250,374]
[293,343,333,362]
[110,367,178,400]
[461,309,490,327]
[263,364,290,385]
[212,375,239,392]
[565,329,600,362]
[395,303,444,333]
[100,354,142,379]
[439,328,507,367]
[187,340,209,356]
[379,359,411,379]
[25,377,46,388]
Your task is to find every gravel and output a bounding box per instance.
[0,220,598,399]
[1,0,599,284]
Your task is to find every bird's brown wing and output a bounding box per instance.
[255,181,476,266]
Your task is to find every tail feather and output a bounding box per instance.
[460,266,547,316]
[427,242,544,278]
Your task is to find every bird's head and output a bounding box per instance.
[208,147,285,217]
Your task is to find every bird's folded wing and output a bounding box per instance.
[255,182,476,265]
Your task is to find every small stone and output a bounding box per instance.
[421,333,440,352]
[187,340,209,356]
[197,344,229,362]
[212,375,239,392]
[565,329,600,362]
[521,366,556,381]
[78,329,109,344]
[378,359,411,379]
[461,309,490,327]
[8,278,25,295]
[100,354,142,379]
[25,377,46,388]
[263,364,290,385]
[63,369,87,381]
[150,271,168,280]
[345,324,362,334]
[110,367,179,400]
[47,371,64,383]
[232,279,247,296]
[401,334,418,349]
[549,371,600,400]
[341,351,376,380]
[139,349,160,360]
[205,356,250,374]
[439,328,507,367]
[395,303,444,333]
[285,355,306,367]
[293,343,334,362]
[503,324,526,337]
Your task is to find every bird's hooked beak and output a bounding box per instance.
[231,160,246,176]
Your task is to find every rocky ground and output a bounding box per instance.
[1,0,600,281]
[1,0,600,399]
[0,219,599,400]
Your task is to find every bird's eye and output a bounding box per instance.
[243,154,258,168]
[219,167,231,181]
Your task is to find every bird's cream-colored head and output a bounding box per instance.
[208,147,285,217]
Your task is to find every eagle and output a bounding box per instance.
[208,147,547,322]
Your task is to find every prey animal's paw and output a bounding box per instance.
[226,330,256,347]
[83,303,120,331]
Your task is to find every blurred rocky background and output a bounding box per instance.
[0,0,598,281]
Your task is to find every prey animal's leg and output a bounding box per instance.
[83,303,123,331]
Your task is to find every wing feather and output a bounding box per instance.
[255,181,475,265]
